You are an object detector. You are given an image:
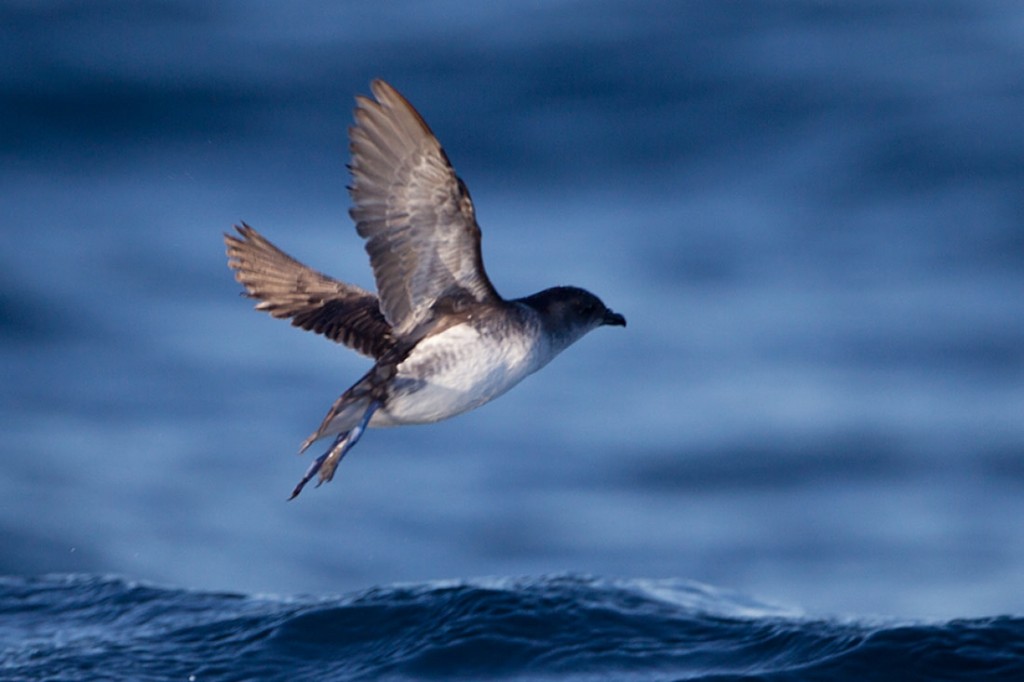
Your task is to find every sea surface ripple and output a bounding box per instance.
[2,574,1021,681]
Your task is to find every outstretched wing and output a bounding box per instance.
[225,223,395,359]
[348,79,500,338]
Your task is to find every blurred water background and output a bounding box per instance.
[2,0,1023,643]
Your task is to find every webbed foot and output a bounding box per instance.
[288,401,379,500]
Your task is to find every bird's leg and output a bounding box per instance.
[288,400,379,500]
[317,400,379,485]
[289,437,342,500]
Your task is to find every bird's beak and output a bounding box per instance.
[603,310,626,327]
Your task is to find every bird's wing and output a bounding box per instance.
[225,223,395,359]
[348,79,500,338]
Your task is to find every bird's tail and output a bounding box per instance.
[299,386,374,454]
[298,357,400,453]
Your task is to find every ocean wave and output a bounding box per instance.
[1,574,1020,681]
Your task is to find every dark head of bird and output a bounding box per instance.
[518,286,626,350]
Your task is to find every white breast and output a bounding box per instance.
[371,313,550,427]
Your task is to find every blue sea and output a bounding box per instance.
[3,574,1023,681]
[2,1,1023,679]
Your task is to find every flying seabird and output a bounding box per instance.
[225,80,626,499]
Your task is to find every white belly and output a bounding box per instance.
[371,320,548,427]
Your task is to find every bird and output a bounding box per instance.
[225,79,625,499]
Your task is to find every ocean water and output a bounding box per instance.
[3,574,1023,681]
[2,0,1024,679]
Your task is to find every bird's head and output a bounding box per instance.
[519,286,626,351]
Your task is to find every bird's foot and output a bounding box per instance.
[289,445,336,500]
[288,400,379,500]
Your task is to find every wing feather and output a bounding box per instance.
[225,223,395,358]
[348,79,499,338]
